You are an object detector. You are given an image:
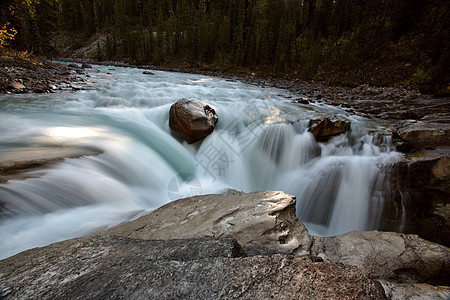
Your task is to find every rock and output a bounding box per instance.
[103,191,312,256]
[293,98,310,104]
[169,98,218,144]
[7,81,25,90]
[376,280,450,300]
[0,57,82,94]
[385,148,450,247]
[0,236,384,299]
[387,110,410,119]
[394,119,450,150]
[1,190,448,299]
[67,63,79,68]
[104,190,450,286]
[0,146,102,183]
[311,230,450,285]
[143,71,155,75]
[308,114,351,141]
[81,63,92,68]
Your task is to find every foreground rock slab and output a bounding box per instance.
[311,230,450,285]
[0,236,384,300]
[103,190,312,255]
[1,191,449,299]
[376,280,450,300]
[169,98,218,144]
[106,191,450,286]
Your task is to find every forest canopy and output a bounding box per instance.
[1,0,448,92]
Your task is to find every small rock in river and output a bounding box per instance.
[8,81,25,90]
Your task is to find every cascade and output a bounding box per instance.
[0,64,401,259]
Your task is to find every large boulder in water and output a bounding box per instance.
[169,98,218,144]
[308,114,351,141]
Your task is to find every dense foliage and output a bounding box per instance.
[1,0,448,91]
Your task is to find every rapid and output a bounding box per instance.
[0,64,401,259]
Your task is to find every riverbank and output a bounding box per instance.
[3,54,449,123]
[0,54,87,93]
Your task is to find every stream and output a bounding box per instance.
[0,64,402,259]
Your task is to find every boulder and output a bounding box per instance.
[103,190,312,256]
[169,98,218,144]
[308,114,351,141]
[384,147,450,247]
[394,119,450,151]
[7,81,25,90]
[81,63,92,68]
[311,230,450,285]
[104,190,450,286]
[293,98,310,104]
[0,237,384,300]
[142,71,154,75]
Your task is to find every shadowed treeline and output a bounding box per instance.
[1,0,448,92]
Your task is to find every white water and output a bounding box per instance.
[0,64,401,259]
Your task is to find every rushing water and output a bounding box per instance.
[0,64,401,259]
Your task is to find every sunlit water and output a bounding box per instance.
[0,64,401,259]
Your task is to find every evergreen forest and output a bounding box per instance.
[1,0,449,92]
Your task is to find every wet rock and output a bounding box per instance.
[311,230,450,285]
[103,191,312,256]
[386,148,450,247]
[81,63,92,68]
[293,98,310,104]
[0,146,102,184]
[169,98,218,144]
[376,280,450,300]
[394,120,450,150]
[0,236,383,300]
[387,110,410,119]
[143,71,155,75]
[308,114,351,141]
[7,81,25,90]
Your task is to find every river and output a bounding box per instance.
[0,64,401,259]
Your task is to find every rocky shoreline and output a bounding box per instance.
[1,191,449,299]
[2,56,449,121]
[0,55,88,94]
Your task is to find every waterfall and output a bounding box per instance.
[0,63,401,259]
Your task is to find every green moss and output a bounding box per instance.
[408,150,427,159]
